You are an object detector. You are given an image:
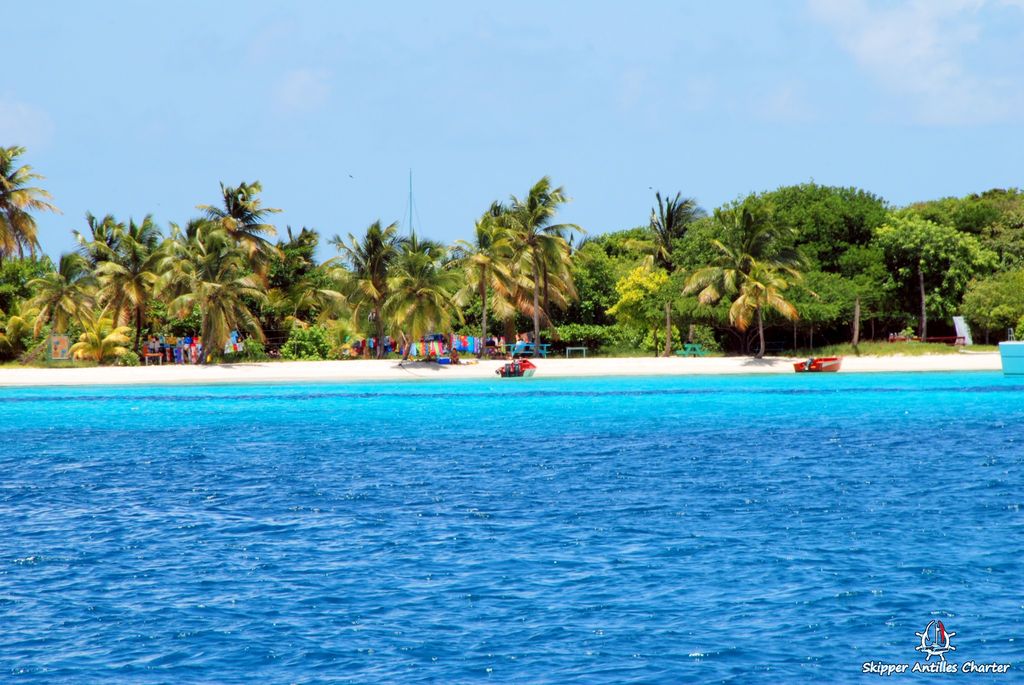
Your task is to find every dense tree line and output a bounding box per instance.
[1,145,1022,364]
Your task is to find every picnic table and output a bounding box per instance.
[565,346,587,358]
[675,343,707,357]
[504,342,551,358]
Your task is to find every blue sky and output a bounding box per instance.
[4,1,1024,260]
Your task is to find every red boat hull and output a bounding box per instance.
[496,359,536,378]
[794,357,842,373]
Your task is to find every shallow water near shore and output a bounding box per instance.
[2,371,1022,682]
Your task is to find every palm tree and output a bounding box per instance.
[726,263,799,356]
[0,146,60,261]
[197,181,281,275]
[328,220,401,358]
[74,213,123,267]
[29,253,95,335]
[0,299,39,359]
[685,204,803,358]
[452,209,515,344]
[161,222,266,362]
[645,191,705,356]
[69,312,131,363]
[93,216,165,354]
[386,240,462,358]
[502,177,581,356]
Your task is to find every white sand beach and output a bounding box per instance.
[0,353,1002,387]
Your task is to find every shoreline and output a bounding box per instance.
[0,353,1002,387]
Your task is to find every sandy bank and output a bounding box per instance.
[0,353,1002,387]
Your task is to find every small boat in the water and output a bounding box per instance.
[999,341,1024,375]
[496,359,536,378]
[794,356,842,373]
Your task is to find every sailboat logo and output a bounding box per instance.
[915,620,956,663]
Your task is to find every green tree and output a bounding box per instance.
[685,204,803,357]
[69,313,131,363]
[269,227,319,291]
[635,191,705,356]
[0,256,51,313]
[874,214,997,339]
[0,146,60,261]
[74,213,123,267]
[563,241,620,326]
[745,183,889,272]
[608,265,671,354]
[386,239,462,357]
[197,181,281,275]
[502,177,581,355]
[0,299,39,360]
[453,207,515,344]
[328,220,401,358]
[961,270,1024,342]
[91,216,165,354]
[29,253,95,335]
[786,271,857,349]
[729,263,799,356]
[264,228,345,331]
[161,223,266,362]
[280,325,331,360]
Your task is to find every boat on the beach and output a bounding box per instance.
[999,341,1024,375]
[793,357,842,373]
[496,359,536,378]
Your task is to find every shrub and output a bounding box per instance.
[280,325,330,360]
[116,350,140,367]
[225,338,269,362]
[686,324,721,353]
[555,323,616,349]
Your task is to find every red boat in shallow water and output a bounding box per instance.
[496,359,536,378]
[794,356,842,373]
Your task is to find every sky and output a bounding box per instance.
[4,0,1024,261]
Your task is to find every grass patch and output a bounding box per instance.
[793,342,998,357]
[0,359,98,369]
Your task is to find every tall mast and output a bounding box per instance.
[408,169,414,237]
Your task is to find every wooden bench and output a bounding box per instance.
[143,352,163,365]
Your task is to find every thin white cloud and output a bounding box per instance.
[808,0,1022,124]
[272,69,332,114]
[0,98,55,148]
[759,82,816,123]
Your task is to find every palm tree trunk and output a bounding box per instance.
[755,306,765,359]
[852,296,861,347]
[542,260,550,330]
[918,264,927,340]
[663,302,672,357]
[374,305,385,359]
[201,318,211,365]
[531,256,541,357]
[480,278,488,346]
[134,305,143,356]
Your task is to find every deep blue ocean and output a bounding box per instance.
[1,371,1022,683]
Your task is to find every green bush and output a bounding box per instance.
[555,323,616,349]
[280,325,330,360]
[116,350,141,367]
[225,338,269,362]
[686,324,721,353]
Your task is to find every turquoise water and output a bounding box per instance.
[1,372,1022,682]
